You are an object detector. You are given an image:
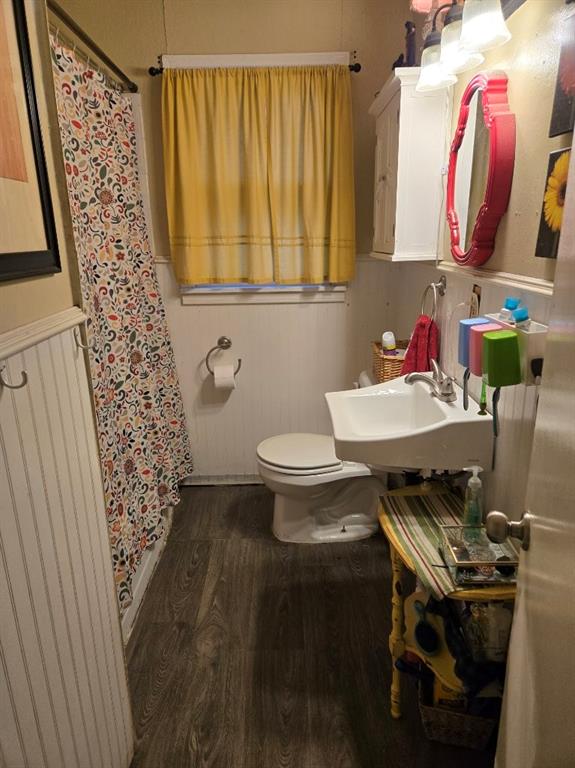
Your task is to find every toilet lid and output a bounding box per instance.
[256,433,342,472]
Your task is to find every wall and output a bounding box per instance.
[391,0,565,520]
[0,0,80,335]
[157,257,394,479]
[392,262,550,522]
[54,0,419,479]
[53,0,559,531]
[56,0,418,257]
[444,0,571,282]
[0,310,133,768]
[160,244,552,518]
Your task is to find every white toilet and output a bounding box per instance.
[256,432,384,544]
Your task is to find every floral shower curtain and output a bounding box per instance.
[50,37,194,612]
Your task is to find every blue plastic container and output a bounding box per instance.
[458,317,491,368]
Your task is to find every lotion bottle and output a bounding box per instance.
[382,331,397,355]
[463,466,484,527]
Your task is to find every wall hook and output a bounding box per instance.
[0,364,28,390]
[74,325,94,351]
[205,336,242,377]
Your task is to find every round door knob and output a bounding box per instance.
[486,510,532,551]
[485,511,509,543]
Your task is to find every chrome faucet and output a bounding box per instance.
[405,359,457,402]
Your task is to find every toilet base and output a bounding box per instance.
[271,477,382,544]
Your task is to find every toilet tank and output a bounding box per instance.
[357,370,376,388]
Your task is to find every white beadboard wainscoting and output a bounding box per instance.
[159,254,552,522]
[391,262,552,522]
[0,308,133,768]
[157,256,395,479]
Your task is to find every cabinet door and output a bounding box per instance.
[373,91,400,254]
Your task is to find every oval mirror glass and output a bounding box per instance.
[454,90,491,253]
[446,72,516,267]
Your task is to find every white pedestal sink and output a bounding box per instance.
[325,377,492,471]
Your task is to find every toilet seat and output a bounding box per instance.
[257,433,342,474]
[258,457,373,487]
[257,433,373,487]
[257,457,343,477]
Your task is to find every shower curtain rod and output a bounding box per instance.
[148,56,362,77]
[47,0,138,93]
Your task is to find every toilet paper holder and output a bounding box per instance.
[205,336,242,377]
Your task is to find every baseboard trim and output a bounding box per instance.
[181,474,263,486]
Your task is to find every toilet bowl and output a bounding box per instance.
[256,433,383,543]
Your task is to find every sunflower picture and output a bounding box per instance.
[549,11,575,138]
[535,149,571,259]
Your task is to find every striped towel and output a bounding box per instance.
[380,485,464,599]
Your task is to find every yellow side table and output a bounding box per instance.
[379,487,516,720]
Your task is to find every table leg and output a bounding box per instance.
[389,544,405,719]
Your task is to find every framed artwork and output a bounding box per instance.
[0,0,60,282]
[549,10,575,138]
[535,148,571,259]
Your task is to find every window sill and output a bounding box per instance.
[180,284,347,305]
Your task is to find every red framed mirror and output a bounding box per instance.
[446,72,516,267]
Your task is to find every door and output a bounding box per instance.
[373,90,400,255]
[495,141,575,767]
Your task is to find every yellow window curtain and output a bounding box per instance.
[162,65,355,285]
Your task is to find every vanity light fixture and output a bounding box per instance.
[440,1,484,75]
[416,2,457,93]
[460,0,512,53]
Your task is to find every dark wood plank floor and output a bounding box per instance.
[127,485,495,768]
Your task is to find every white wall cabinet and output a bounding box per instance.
[369,67,450,262]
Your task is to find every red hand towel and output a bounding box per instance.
[400,314,440,375]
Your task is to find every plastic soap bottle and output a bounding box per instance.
[499,297,521,322]
[512,306,531,329]
[463,466,484,527]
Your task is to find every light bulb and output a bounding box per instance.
[416,42,457,93]
[460,0,512,53]
[440,16,484,74]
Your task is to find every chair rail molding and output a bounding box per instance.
[437,261,554,297]
[0,306,86,360]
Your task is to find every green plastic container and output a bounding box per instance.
[482,330,521,387]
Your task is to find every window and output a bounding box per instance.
[161,54,356,294]
[179,282,347,305]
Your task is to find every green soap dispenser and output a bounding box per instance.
[463,466,484,527]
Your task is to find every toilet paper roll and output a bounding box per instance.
[213,362,236,389]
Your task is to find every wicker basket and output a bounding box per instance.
[371,340,409,383]
[419,684,497,751]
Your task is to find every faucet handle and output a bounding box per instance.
[430,358,443,383]
[438,375,456,399]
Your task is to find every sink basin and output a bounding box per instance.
[325,377,492,471]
